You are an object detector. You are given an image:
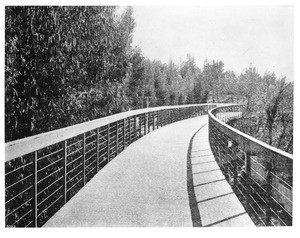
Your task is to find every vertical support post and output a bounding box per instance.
[165,110,167,125]
[96,128,99,172]
[116,121,119,155]
[167,110,169,124]
[63,140,67,204]
[166,110,168,124]
[107,124,110,162]
[144,113,147,135]
[243,151,251,212]
[83,133,86,186]
[148,112,150,133]
[175,109,177,121]
[139,115,142,137]
[245,151,251,175]
[123,119,126,149]
[232,159,237,186]
[265,161,273,226]
[217,145,221,163]
[129,117,131,144]
[134,116,137,141]
[166,110,168,125]
[174,109,176,122]
[33,151,38,227]
[152,112,155,131]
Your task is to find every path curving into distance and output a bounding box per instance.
[44,115,254,227]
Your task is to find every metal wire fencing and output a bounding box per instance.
[5,104,215,227]
[208,105,293,226]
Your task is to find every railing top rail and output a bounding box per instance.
[6,103,221,162]
[208,105,293,160]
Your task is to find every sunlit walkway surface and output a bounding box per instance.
[189,124,254,227]
[44,115,254,227]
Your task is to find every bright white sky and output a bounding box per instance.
[131,6,293,81]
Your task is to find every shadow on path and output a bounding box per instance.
[186,124,255,227]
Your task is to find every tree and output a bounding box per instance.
[126,47,145,109]
[5,6,66,141]
[5,6,135,141]
[236,65,262,107]
[202,59,225,102]
[153,61,167,106]
[231,70,293,154]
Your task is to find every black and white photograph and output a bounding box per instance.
[2,0,297,233]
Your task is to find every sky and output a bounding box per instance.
[130,5,293,81]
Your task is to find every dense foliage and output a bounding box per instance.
[226,67,293,154]
[6,6,134,141]
[5,6,293,154]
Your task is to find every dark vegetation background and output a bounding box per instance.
[5,6,293,153]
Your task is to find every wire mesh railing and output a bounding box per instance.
[5,103,217,227]
[208,105,293,226]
